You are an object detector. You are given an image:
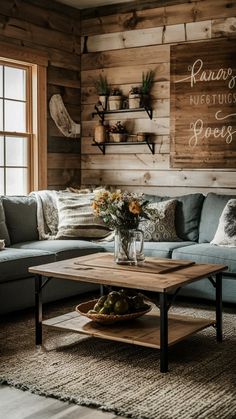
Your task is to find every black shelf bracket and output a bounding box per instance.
[92,105,153,120]
[92,139,155,155]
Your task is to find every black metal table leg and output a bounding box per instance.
[35,274,43,346]
[160,292,168,373]
[215,272,223,342]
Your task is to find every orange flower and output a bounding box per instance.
[129,200,141,215]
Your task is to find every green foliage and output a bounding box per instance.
[95,74,110,95]
[141,70,155,95]
[109,121,127,134]
[129,86,141,95]
[110,88,122,96]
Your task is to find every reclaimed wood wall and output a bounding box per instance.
[81,0,236,196]
[0,0,81,190]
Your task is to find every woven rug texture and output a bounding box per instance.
[0,297,236,419]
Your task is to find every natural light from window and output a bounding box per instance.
[0,61,32,195]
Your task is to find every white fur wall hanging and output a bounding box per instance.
[49,94,81,138]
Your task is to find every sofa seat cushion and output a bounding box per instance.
[101,241,196,259]
[172,243,236,273]
[12,240,105,261]
[0,248,55,283]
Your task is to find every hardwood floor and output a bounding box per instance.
[0,385,119,419]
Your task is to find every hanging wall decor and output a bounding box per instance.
[170,39,236,168]
[49,94,81,138]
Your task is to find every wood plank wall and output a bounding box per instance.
[0,0,81,190]
[81,0,236,196]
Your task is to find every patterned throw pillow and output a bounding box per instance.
[56,191,110,240]
[211,199,236,247]
[140,199,180,242]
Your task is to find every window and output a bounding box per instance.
[0,41,48,194]
[0,60,33,195]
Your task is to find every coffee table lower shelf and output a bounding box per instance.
[43,311,214,349]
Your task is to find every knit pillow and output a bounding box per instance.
[56,191,110,240]
[211,199,236,247]
[140,199,180,242]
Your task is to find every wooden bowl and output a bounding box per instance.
[75,299,152,325]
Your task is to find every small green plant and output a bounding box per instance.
[110,88,122,96]
[95,74,110,95]
[109,121,127,134]
[129,86,141,95]
[141,70,155,95]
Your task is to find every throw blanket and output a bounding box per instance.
[30,191,58,240]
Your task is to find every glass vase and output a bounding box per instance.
[114,229,137,265]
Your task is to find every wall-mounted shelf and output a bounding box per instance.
[92,105,153,121]
[92,139,155,155]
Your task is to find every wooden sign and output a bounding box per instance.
[170,39,236,168]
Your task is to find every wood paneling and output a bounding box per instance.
[0,0,81,189]
[81,0,236,35]
[81,0,236,195]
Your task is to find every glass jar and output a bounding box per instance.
[114,229,144,266]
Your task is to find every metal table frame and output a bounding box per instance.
[34,272,223,373]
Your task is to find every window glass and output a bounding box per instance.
[0,99,3,131]
[5,100,26,132]
[0,66,3,97]
[6,136,28,166]
[0,169,4,194]
[4,66,26,101]
[0,136,3,166]
[6,168,28,195]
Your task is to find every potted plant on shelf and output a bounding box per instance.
[128,86,141,109]
[108,88,123,110]
[141,70,155,107]
[95,74,110,110]
[109,121,128,143]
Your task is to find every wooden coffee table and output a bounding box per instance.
[29,253,227,373]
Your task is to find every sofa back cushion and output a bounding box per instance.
[145,193,205,241]
[0,200,11,246]
[2,196,38,244]
[199,193,236,243]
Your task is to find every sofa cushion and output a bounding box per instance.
[199,193,236,243]
[145,193,204,242]
[12,239,105,261]
[55,191,110,240]
[211,199,236,247]
[2,196,38,244]
[0,248,55,283]
[102,241,196,259]
[172,243,236,273]
[0,200,10,246]
[140,200,180,242]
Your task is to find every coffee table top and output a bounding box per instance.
[29,253,227,293]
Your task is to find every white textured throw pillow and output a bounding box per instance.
[0,239,5,250]
[140,199,180,242]
[56,191,110,240]
[211,199,236,247]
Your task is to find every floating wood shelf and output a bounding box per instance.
[92,139,155,155]
[92,105,153,120]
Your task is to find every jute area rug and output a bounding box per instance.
[0,296,236,419]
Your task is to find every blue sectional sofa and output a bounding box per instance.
[0,192,235,314]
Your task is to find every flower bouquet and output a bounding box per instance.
[92,190,150,264]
